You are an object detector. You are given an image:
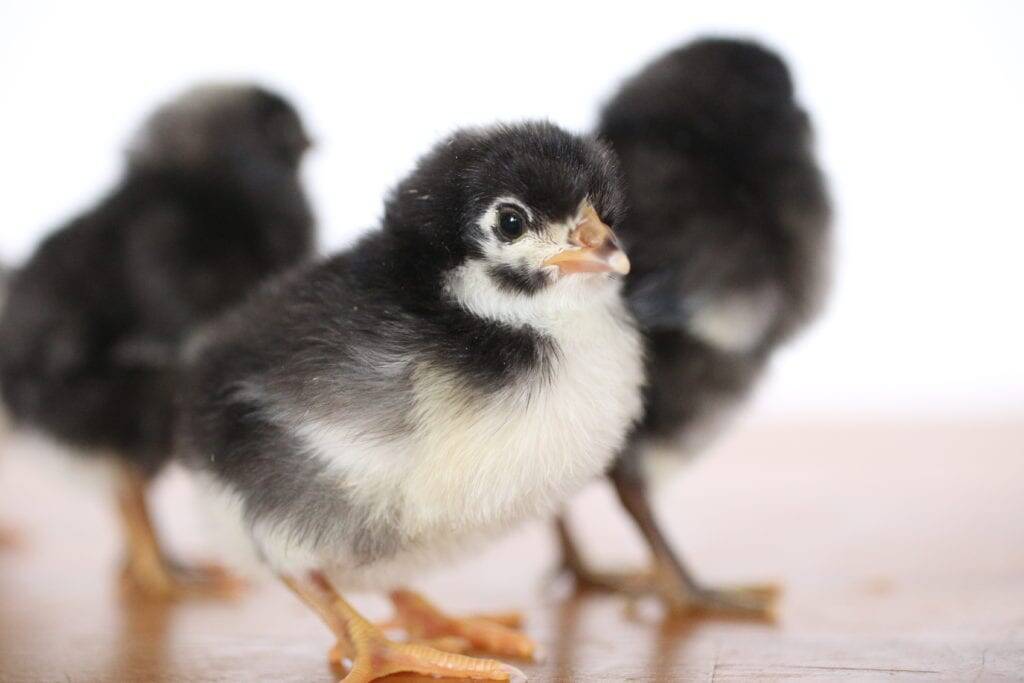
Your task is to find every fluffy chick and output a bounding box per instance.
[178,121,643,681]
[555,38,832,616]
[0,83,315,596]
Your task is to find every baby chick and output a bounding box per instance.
[0,83,315,596]
[555,38,832,616]
[178,121,643,680]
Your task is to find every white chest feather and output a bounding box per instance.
[400,299,642,537]
[298,268,643,556]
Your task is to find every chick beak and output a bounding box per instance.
[543,205,630,275]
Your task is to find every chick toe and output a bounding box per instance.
[388,589,536,661]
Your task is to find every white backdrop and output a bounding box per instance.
[1,1,1021,419]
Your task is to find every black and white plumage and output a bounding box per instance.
[0,83,315,594]
[178,122,643,678]
[557,38,831,615]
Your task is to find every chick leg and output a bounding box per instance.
[609,457,778,616]
[557,457,778,618]
[385,588,535,659]
[555,513,653,594]
[117,465,242,600]
[282,572,524,682]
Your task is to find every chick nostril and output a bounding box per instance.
[576,220,605,248]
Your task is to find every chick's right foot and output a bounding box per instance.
[333,612,524,682]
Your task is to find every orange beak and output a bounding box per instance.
[542,205,630,275]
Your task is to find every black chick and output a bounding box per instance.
[177,121,642,680]
[555,38,832,616]
[0,83,315,596]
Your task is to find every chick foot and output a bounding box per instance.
[121,554,244,601]
[283,573,524,682]
[117,465,243,601]
[330,635,472,663]
[566,560,777,617]
[386,589,536,660]
[556,516,777,619]
[343,631,523,683]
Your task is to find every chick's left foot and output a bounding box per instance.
[121,555,245,601]
[116,465,245,601]
[566,561,778,618]
[640,568,778,618]
[387,589,536,660]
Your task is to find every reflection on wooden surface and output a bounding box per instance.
[2,419,1023,681]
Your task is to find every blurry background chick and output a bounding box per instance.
[0,83,316,596]
[178,121,641,680]
[0,262,14,548]
[556,38,832,615]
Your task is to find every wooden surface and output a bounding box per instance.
[1,418,1023,681]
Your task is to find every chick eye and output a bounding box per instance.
[496,205,527,242]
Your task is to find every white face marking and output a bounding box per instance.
[474,195,594,274]
[447,196,620,329]
[445,257,621,331]
[474,196,562,276]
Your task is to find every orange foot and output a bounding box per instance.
[121,555,245,601]
[282,573,524,682]
[339,627,524,682]
[116,464,245,601]
[387,589,536,660]
[329,635,473,663]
